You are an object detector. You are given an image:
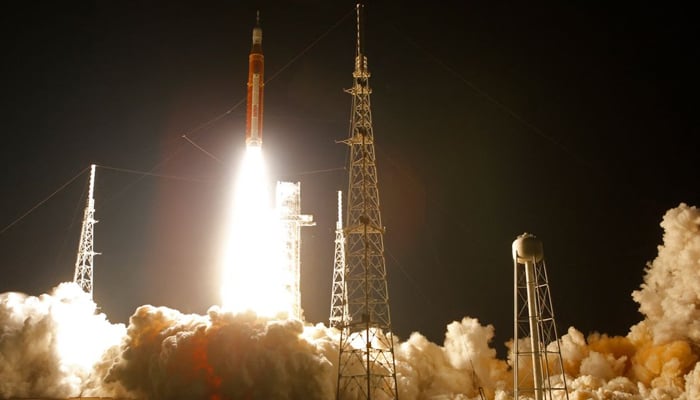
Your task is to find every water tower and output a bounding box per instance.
[512,233,569,400]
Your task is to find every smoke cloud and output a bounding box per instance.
[104,306,336,399]
[2,203,700,399]
[0,282,125,398]
[633,202,700,344]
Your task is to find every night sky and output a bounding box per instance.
[1,1,697,356]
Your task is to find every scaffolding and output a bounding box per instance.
[276,181,315,321]
[329,190,347,328]
[73,164,100,299]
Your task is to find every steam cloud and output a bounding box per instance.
[0,283,125,398]
[2,203,700,399]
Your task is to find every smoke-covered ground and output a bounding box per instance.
[2,203,700,400]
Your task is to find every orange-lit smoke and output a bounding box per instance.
[104,305,335,400]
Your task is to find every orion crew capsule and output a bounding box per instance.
[245,12,264,147]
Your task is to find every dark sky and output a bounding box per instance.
[1,1,697,355]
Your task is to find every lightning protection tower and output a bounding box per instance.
[73,164,99,299]
[334,4,399,399]
[329,190,347,328]
[513,233,569,400]
[276,181,315,320]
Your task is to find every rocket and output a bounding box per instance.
[245,12,264,147]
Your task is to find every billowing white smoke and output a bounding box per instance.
[0,282,125,398]
[395,318,510,399]
[2,203,700,399]
[633,202,700,344]
[104,306,336,399]
[552,202,700,399]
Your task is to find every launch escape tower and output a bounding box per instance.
[276,181,315,320]
[73,164,99,299]
[329,190,347,328]
[334,4,399,399]
[512,233,569,400]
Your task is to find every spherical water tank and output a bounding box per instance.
[512,232,544,263]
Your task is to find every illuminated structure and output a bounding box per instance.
[73,164,99,299]
[329,190,347,328]
[246,11,264,147]
[513,233,569,400]
[276,181,315,320]
[334,4,399,399]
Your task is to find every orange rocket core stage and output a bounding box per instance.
[245,14,264,147]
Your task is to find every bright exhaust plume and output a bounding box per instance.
[219,145,292,318]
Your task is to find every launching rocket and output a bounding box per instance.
[245,12,264,147]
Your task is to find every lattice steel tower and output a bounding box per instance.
[335,4,399,399]
[73,164,99,299]
[513,233,569,400]
[329,190,347,328]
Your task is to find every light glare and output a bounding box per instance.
[53,283,125,373]
[220,146,292,318]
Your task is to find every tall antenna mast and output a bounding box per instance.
[329,190,347,327]
[73,164,99,299]
[335,3,399,399]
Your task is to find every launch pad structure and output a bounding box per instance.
[276,181,315,321]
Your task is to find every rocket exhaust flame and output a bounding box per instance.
[219,146,292,317]
[218,14,294,317]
